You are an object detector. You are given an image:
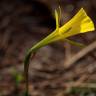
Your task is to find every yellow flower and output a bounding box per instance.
[24,8,95,95]
[24,8,95,64]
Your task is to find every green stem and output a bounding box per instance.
[24,30,57,96]
[24,52,36,96]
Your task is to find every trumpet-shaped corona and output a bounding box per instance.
[58,8,95,39]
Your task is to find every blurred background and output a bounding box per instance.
[0,0,96,96]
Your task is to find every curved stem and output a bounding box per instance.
[24,52,36,96]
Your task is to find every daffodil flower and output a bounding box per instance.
[24,8,95,64]
[24,8,95,96]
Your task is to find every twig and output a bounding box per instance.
[64,41,96,69]
[64,82,96,89]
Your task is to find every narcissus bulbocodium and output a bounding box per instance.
[24,8,95,65]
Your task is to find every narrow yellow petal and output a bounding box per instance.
[65,39,85,48]
[55,9,59,30]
